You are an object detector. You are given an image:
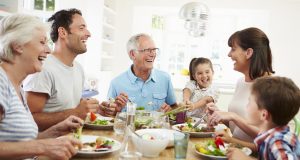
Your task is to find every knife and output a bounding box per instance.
[192,113,208,128]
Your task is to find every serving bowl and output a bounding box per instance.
[132,129,169,157]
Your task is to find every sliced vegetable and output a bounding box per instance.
[214,137,225,149]
[90,112,97,122]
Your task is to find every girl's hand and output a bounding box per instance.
[183,100,194,111]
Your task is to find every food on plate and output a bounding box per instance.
[90,112,97,122]
[135,118,153,129]
[85,112,113,126]
[176,122,215,132]
[195,137,247,157]
[215,137,225,149]
[81,137,115,151]
[195,138,226,156]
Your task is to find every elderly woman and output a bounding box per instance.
[0,14,82,159]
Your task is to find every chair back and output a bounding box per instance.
[293,117,300,136]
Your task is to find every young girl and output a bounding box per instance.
[183,57,219,118]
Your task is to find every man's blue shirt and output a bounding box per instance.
[107,66,176,111]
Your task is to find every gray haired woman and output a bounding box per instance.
[0,14,83,159]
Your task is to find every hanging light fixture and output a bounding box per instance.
[179,2,209,37]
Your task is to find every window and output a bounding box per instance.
[133,6,269,89]
[33,0,54,11]
[22,0,54,21]
[22,0,55,48]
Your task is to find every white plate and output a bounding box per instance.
[135,128,181,147]
[75,135,121,158]
[172,123,227,138]
[195,146,252,160]
[84,115,114,130]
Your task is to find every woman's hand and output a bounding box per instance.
[38,136,82,160]
[42,115,83,138]
[207,106,235,126]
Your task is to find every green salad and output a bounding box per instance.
[91,119,109,125]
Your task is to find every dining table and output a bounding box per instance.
[71,128,213,160]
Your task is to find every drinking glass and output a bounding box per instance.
[87,78,98,91]
[150,111,170,129]
[176,111,186,124]
[174,132,189,159]
[114,112,127,135]
[161,115,170,129]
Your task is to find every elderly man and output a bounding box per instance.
[23,8,99,131]
[100,33,177,116]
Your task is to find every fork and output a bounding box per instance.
[192,113,208,129]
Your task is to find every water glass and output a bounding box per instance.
[174,132,189,159]
[161,115,170,129]
[114,112,127,135]
[87,78,98,91]
[126,101,137,115]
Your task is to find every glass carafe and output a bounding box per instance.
[119,127,142,160]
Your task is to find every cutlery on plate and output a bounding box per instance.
[95,148,110,152]
[192,113,208,129]
[80,147,110,152]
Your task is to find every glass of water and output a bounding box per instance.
[114,112,127,135]
[174,132,189,159]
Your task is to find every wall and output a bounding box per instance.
[56,0,103,75]
[114,0,300,86]
[113,0,300,115]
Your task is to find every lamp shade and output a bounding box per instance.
[179,2,209,21]
[179,2,209,37]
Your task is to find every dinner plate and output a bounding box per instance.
[84,115,114,130]
[75,135,121,158]
[195,146,252,160]
[172,123,227,138]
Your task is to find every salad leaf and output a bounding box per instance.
[136,106,145,110]
[73,127,83,140]
[92,119,109,125]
